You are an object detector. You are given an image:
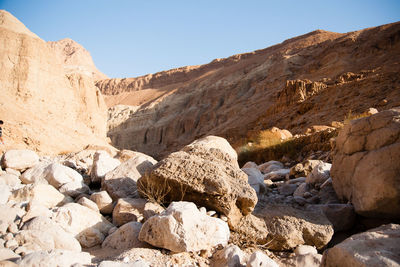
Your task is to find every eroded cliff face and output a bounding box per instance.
[0,10,109,155]
[97,23,400,159]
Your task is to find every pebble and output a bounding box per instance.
[303,192,313,198]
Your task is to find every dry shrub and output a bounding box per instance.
[344,109,371,124]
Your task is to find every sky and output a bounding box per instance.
[1,0,400,78]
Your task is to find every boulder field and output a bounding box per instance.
[0,111,399,266]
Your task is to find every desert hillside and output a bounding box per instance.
[0,10,110,155]
[97,22,400,158]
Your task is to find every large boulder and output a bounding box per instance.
[331,108,400,219]
[21,216,81,252]
[1,150,39,171]
[102,152,157,200]
[90,191,114,214]
[112,198,147,226]
[10,184,66,208]
[51,203,114,248]
[45,163,83,189]
[19,162,51,184]
[90,151,121,183]
[137,137,257,226]
[138,202,230,252]
[322,224,400,267]
[17,249,91,267]
[102,221,148,250]
[254,204,334,250]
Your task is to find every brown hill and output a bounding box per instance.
[0,10,109,155]
[97,22,400,159]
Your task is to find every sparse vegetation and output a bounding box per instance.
[343,109,371,124]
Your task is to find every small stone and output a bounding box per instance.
[199,207,206,214]
[207,211,216,217]
[303,192,312,198]
[220,215,228,222]
[295,245,318,255]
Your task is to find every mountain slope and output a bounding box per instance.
[97,22,400,159]
[0,10,109,154]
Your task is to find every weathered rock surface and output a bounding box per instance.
[1,150,39,171]
[322,224,400,267]
[331,107,400,219]
[254,204,334,250]
[246,251,279,267]
[10,184,66,208]
[0,10,108,155]
[45,163,83,189]
[91,151,121,184]
[52,203,114,248]
[211,244,248,267]
[138,202,230,252]
[242,167,265,194]
[102,222,147,250]
[112,198,147,226]
[90,191,114,214]
[137,137,257,226]
[19,162,51,184]
[102,152,157,200]
[99,22,400,159]
[17,249,91,267]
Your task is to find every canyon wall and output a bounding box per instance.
[97,23,400,159]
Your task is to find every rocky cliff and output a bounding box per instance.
[98,22,400,159]
[0,10,109,155]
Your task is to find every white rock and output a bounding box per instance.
[306,162,331,185]
[242,161,258,169]
[139,201,230,252]
[295,245,318,255]
[22,200,53,223]
[58,180,89,197]
[52,203,114,248]
[91,151,121,183]
[19,162,51,184]
[246,251,279,267]
[0,248,20,262]
[2,150,39,171]
[112,198,147,226]
[0,173,21,189]
[0,184,11,204]
[98,259,150,267]
[77,197,99,212]
[102,221,147,250]
[263,169,290,181]
[211,244,248,267]
[90,191,113,214]
[102,153,157,200]
[0,204,24,234]
[258,161,284,174]
[11,184,66,208]
[45,163,83,189]
[184,135,238,162]
[242,167,265,194]
[17,249,91,267]
[15,230,55,251]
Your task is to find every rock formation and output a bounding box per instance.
[98,22,400,158]
[0,10,108,155]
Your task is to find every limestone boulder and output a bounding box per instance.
[17,249,91,267]
[290,160,323,178]
[254,204,334,250]
[45,163,83,189]
[10,184,66,209]
[139,202,230,252]
[263,169,290,181]
[21,216,81,252]
[258,160,284,174]
[331,107,400,219]
[211,244,248,267]
[91,151,120,184]
[1,150,39,171]
[137,137,257,226]
[52,203,114,248]
[102,152,157,200]
[0,249,20,262]
[0,185,11,205]
[308,204,356,232]
[14,230,55,251]
[21,200,52,223]
[102,221,148,250]
[19,162,50,184]
[246,251,279,267]
[242,167,265,194]
[77,197,99,212]
[90,191,114,214]
[0,174,21,189]
[0,204,22,234]
[112,198,147,226]
[322,224,400,267]
[58,180,89,197]
[306,162,331,185]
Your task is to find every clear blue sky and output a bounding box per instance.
[1,0,399,78]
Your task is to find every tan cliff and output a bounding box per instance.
[98,22,400,159]
[0,10,109,155]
